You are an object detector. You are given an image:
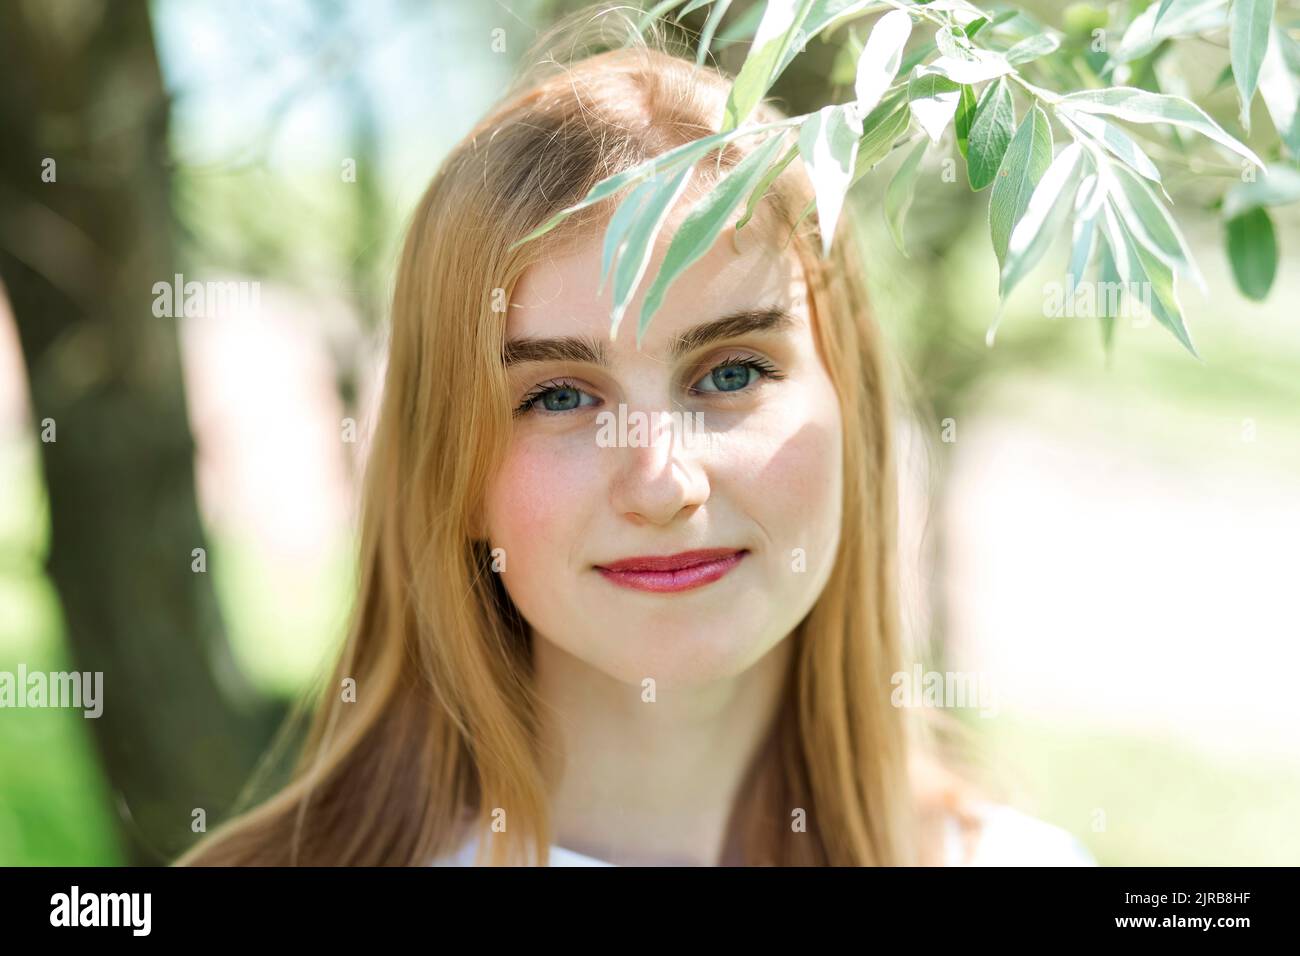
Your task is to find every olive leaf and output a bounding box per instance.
[989,104,1053,268]
[966,77,1014,190]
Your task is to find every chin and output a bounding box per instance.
[583,620,786,690]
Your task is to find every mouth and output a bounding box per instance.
[594,548,748,594]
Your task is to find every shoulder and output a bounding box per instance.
[945,801,1097,866]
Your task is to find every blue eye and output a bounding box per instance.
[691,356,784,395]
[539,386,581,411]
[514,380,598,417]
[696,363,755,393]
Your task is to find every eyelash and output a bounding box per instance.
[512,354,786,418]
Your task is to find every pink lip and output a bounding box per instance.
[595,548,747,593]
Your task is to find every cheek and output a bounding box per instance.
[769,423,841,543]
[725,383,843,563]
[484,432,598,574]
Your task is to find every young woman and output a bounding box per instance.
[178,5,1094,867]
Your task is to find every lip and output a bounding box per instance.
[594,548,748,593]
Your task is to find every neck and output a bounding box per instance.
[532,631,794,866]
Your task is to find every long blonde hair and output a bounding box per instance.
[177,3,982,868]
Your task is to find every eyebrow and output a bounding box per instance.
[502,306,796,369]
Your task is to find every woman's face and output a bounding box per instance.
[483,210,844,689]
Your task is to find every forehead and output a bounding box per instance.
[507,209,810,348]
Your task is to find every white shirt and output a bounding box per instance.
[429,801,1097,866]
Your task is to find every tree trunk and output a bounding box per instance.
[0,1,280,864]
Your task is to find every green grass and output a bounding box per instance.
[0,566,122,865]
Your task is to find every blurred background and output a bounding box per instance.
[0,0,1296,866]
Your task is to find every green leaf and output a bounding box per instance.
[1067,174,1101,293]
[1230,0,1274,131]
[695,0,734,66]
[966,77,1015,190]
[601,176,663,291]
[926,48,1015,84]
[637,0,691,33]
[1057,86,1266,170]
[935,24,971,60]
[637,133,790,339]
[1225,206,1278,300]
[609,165,695,341]
[908,69,963,143]
[774,0,877,78]
[1097,235,1121,359]
[924,0,993,28]
[1000,142,1086,299]
[1129,236,1196,358]
[716,0,766,43]
[885,137,928,255]
[1104,160,1203,291]
[1005,32,1060,66]
[987,8,1034,34]
[1258,25,1300,154]
[1097,198,1134,279]
[1102,200,1199,358]
[853,8,913,115]
[737,141,799,230]
[954,84,977,159]
[1114,0,1228,64]
[849,99,913,187]
[789,195,818,242]
[723,0,818,131]
[799,104,864,256]
[678,0,717,18]
[1058,111,1163,187]
[988,141,1086,346]
[989,104,1053,267]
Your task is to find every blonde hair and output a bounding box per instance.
[177,2,983,868]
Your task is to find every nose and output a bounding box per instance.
[608,405,712,527]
